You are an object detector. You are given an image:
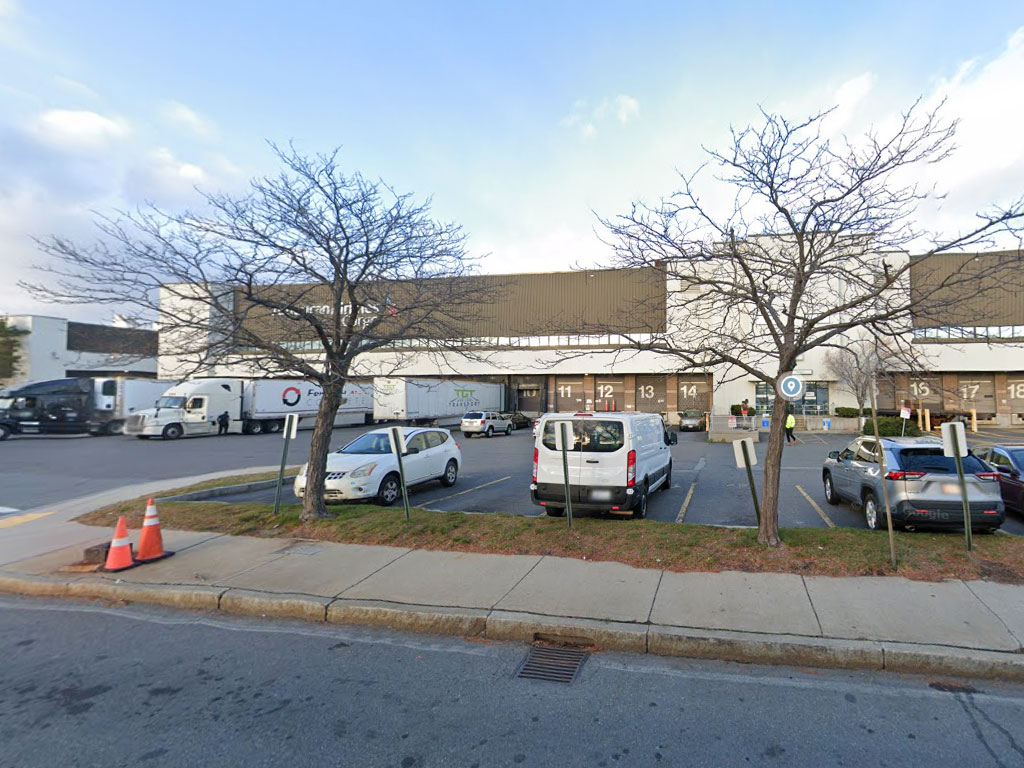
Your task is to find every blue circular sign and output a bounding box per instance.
[777,374,805,401]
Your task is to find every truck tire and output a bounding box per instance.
[162,424,184,440]
[246,421,263,435]
[106,420,125,436]
[0,424,10,441]
[264,420,282,434]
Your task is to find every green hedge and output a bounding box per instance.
[862,417,922,437]
[834,407,860,418]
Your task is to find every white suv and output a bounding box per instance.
[461,411,512,437]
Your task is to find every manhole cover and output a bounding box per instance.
[516,645,588,684]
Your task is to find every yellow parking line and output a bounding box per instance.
[676,482,696,523]
[795,485,835,528]
[425,476,511,505]
[0,512,52,529]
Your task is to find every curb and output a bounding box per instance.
[160,477,297,503]
[3,571,1024,682]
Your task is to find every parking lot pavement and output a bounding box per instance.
[10,421,1024,536]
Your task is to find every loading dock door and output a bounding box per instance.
[517,387,545,414]
[554,377,585,412]
[956,374,996,415]
[594,377,624,412]
[1007,375,1024,421]
[635,375,667,413]
[908,375,943,408]
[679,374,712,413]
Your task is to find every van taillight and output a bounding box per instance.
[627,450,636,487]
[532,448,538,483]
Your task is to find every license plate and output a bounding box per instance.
[942,483,960,494]
[591,489,612,501]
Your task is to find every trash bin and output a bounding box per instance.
[823,418,831,431]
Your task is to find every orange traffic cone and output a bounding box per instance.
[136,498,174,563]
[102,516,136,572]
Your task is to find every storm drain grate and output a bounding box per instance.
[516,645,588,684]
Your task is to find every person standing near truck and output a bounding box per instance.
[217,411,230,436]
[785,412,797,444]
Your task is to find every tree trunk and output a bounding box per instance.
[757,395,789,547]
[302,384,343,521]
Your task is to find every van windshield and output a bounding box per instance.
[542,419,624,453]
[156,396,186,409]
[896,448,987,474]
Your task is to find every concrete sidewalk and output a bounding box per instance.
[4,526,1024,681]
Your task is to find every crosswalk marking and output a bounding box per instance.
[0,512,53,529]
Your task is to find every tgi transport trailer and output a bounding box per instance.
[0,377,172,440]
[124,378,373,439]
[372,377,504,425]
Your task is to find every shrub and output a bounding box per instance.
[863,417,922,437]
[730,404,743,416]
[834,407,861,418]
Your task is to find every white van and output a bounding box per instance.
[530,412,677,518]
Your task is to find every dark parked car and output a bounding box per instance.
[975,445,1024,515]
[501,411,533,430]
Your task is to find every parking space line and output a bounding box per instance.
[676,482,696,523]
[795,485,834,528]
[0,512,52,529]
[421,476,511,507]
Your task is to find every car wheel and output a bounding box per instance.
[486,426,494,438]
[823,473,839,505]
[0,424,10,441]
[863,491,880,530]
[505,424,512,436]
[660,462,672,492]
[441,459,458,487]
[376,473,401,506]
[545,507,566,517]
[162,424,183,440]
[633,483,649,520]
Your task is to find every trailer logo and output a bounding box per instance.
[449,387,480,408]
[282,387,302,407]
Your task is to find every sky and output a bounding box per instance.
[1,1,1023,322]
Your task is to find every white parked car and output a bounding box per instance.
[531,412,676,518]
[460,411,512,437]
[294,427,461,506]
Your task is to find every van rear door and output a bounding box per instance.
[575,418,628,497]
[537,418,582,501]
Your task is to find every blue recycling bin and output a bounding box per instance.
[823,418,831,431]
[761,416,770,428]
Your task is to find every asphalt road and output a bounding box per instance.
[3,424,1024,535]
[3,595,1024,767]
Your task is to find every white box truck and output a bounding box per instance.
[124,378,373,439]
[372,377,504,425]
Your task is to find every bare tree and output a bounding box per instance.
[24,145,487,520]
[591,102,1024,546]
[824,341,900,419]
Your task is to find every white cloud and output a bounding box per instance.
[160,100,216,138]
[826,72,875,131]
[561,94,640,138]
[476,225,607,274]
[53,75,98,100]
[124,147,210,203]
[28,109,129,152]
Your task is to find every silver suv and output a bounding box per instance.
[822,436,1004,532]
[460,411,512,437]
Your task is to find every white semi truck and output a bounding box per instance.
[124,378,373,439]
[372,377,505,425]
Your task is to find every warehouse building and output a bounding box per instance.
[157,251,1024,426]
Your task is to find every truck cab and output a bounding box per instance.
[126,379,242,439]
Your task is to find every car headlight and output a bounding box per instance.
[351,462,377,478]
